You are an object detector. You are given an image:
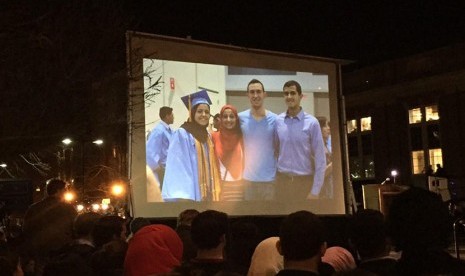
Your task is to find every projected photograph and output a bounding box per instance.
[143,59,333,201]
[127,33,344,217]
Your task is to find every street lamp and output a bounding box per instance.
[0,163,11,178]
[64,191,76,202]
[59,138,74,182]
[111,183,125,197]
[60,137,105,188]
[62,138,73,145]
[93,139,104,145]
[110,181,126,217]
[76,204,85,212]
[391,170,398,184]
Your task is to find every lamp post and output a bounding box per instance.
[110,181,126,217]
[60,138,74,183]
[391,170,398,184]
[60,136,105,194]
[0,163,13,178]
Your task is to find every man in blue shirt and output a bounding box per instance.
[276,80,326,200]
[239,79,277,200]
[146,106,174,189]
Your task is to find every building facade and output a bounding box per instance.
[343,42,465,202]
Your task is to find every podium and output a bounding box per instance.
[378,184,409,216]
[362,183,409,215]
[362,184,381,211]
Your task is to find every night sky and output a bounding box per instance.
[128,0,465,66]
[2,0,465,177]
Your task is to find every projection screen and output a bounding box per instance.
[127,31,349,218]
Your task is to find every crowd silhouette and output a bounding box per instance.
[1,185,465,275]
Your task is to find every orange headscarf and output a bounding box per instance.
[211,105,243,180]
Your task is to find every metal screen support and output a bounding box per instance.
[453,218,465,259]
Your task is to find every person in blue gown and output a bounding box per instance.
[162,90,221,201]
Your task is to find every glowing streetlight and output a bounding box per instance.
[391,170,398,183]
[0,163,6,168]
[92,204,100,211]
[62,138,73,145]
[111,183,125,197]
[76,204,85,212]
[64,191,76,202]
[93,139,104,145]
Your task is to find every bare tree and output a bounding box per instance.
[0,0,133,194]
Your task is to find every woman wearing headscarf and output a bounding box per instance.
[124,224,183,276]
[317,116,333,199]
[161,90,221,201]
[211,104,245,201]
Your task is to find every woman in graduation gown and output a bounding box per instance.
[161,90,221,201]
[211,104,245,201]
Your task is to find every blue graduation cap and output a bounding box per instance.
[181,89,212,110]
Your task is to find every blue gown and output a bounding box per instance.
[161,128,204,201]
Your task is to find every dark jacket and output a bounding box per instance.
[22,196,77,257]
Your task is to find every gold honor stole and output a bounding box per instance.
[195,137,221,201]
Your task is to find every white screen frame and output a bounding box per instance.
[127,31,348,218]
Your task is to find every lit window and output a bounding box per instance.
[425,105,439,121]
[361,117,371,131]
[347,119,357,134]
[347,116,375,180]
[428,148,443,167]
[409,108,422,124]
[409,104,442,175]
[412,150,425,174]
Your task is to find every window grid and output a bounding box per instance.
[409,105,442,175]
[361,117,371,131]
[411,150,425,174]
[429,148,443,168]
[409,108,422,124]
[425,105,439,121]
[347,116,374,180]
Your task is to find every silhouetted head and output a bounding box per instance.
[387,187,451,251]
[191,210,228,250]
[278,210,327,261]
[46,178,67,196]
